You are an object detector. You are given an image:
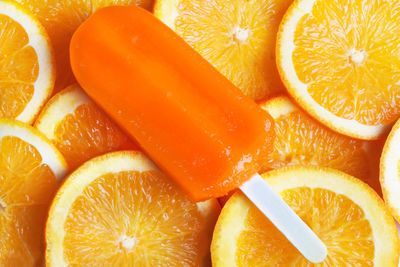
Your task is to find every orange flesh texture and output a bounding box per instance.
[53,102,135,170]
[267,111,368,175]
[266,108,383,191]
[0,136,58,265]
[0,14,37,119]
[70,6,275,201]
[292,0,400,125]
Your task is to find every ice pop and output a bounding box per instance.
[70,6,327,263]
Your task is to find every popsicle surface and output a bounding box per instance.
[70,6,274,201]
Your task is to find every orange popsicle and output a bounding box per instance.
[70,6,327,263]
[70,6,274,201]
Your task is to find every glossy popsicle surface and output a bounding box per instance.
[70,6,274,201]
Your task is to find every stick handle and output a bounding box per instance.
[240,173,327,263]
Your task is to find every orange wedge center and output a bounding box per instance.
[63,170,205,265]
[291,0,400,125]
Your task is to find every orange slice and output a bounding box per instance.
[35,84,135,170]
[14,0,154,91]
[154,0,292,100]
[0,0,54,123]
[380,119,400,222]
[46,151,220,266]
[212,167,399,266]
[277,0,400,139]
[0,119,67,266]
[260,96,380,191]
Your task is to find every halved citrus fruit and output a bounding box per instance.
[380,119,400,222]
[35,84,135,170]
[46,151,220,266]
[212,167,399,266]
[277,0,400,139]
[14,0,154,90]
[0,0,54,124]
[154,0,292,100]
[0,119,67,266]
[260,96,380,191]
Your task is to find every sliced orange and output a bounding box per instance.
[14,0,154,91]
[277,0,400,139]
[212,167,399,266]
[46,151,220,266]
[0,119,67,266]
[380,119,400,222]
[35,84,135,170]
[260,96,380,191]
[154,0,292,100]
[0,0,55,123]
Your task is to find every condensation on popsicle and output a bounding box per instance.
[70,6,274,201]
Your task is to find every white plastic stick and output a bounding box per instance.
[240,173,327,263]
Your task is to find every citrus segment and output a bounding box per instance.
[46,151,220,266]
[380,119,400,222]
[277,0,400,139]
[0,119,67,266]
[14,0,153,91]
[35,84,135,169]
[212,167,399,266]
[260,96,380,191]
[0,1,54,123]
[154,0,292,100]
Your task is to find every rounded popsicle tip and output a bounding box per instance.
[310,244,328,263]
